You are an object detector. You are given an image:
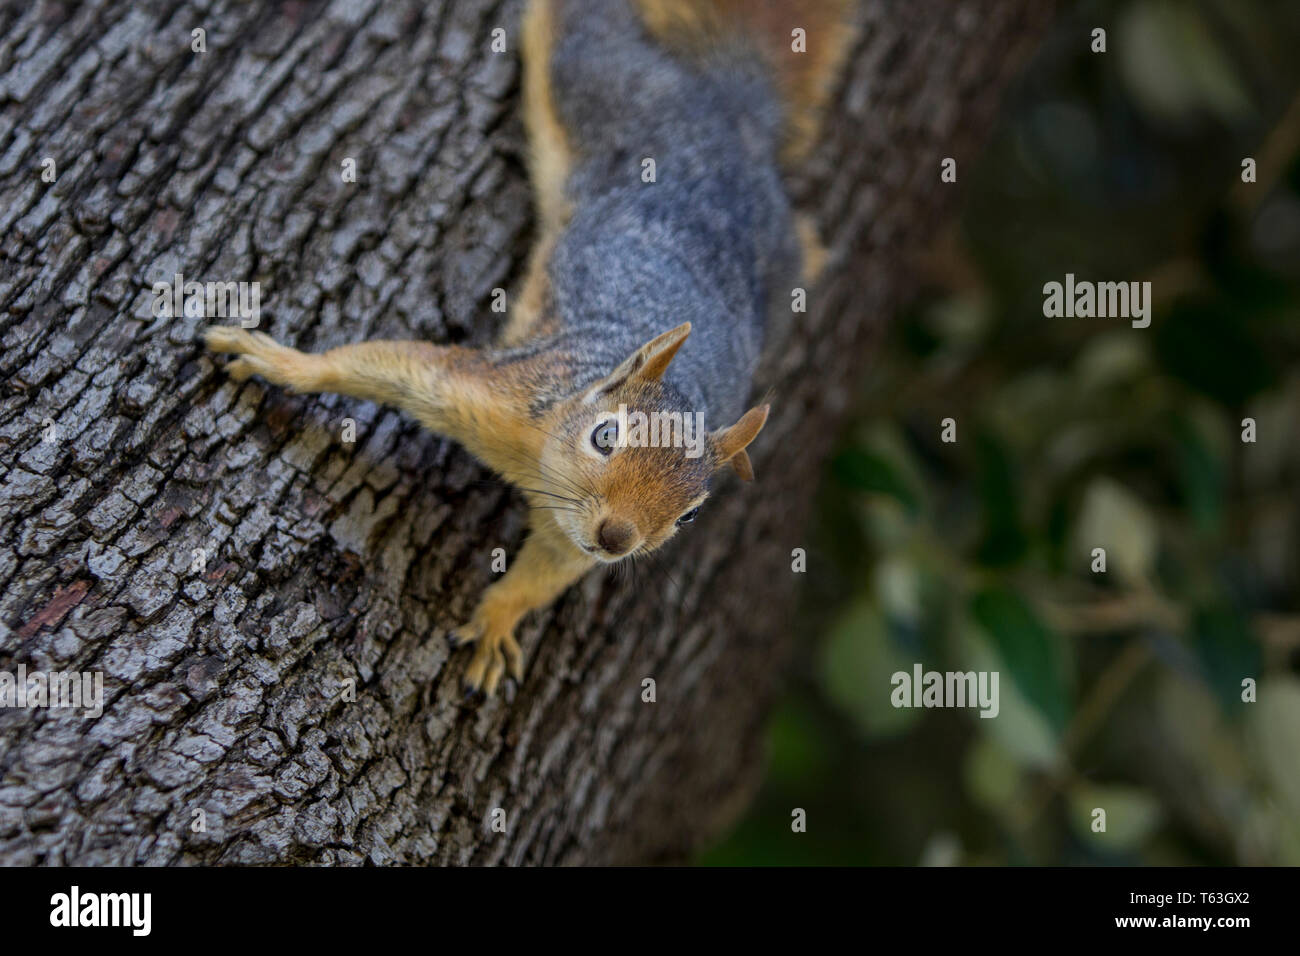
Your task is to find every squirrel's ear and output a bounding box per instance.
[633,322,692,382]
[729,449,755,482]
[587,323,692,399]
[712,404,769,481]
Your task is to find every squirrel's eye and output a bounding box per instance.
[591,420,618,455]
[676,507,700,526]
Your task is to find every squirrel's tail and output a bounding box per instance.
[633,0,857,165]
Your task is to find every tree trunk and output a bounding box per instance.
[0,0,1054,865]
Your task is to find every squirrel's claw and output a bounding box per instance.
[452,610,524,700]
[463,632,522,698]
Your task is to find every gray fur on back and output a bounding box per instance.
[541,0,800,429]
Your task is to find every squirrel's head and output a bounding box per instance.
[538,323,769,562]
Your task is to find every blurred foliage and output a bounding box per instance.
[702,0,1300,866]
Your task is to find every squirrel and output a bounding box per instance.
[204,0,854,698]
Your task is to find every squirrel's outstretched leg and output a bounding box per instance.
[203,326,545,473]
[451,520,592,696]
[205,326,583,697]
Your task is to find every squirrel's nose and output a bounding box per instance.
[596,517,637,556]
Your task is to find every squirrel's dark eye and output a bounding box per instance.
[676,507,700,526]
[591,420,618,455]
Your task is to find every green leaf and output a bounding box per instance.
[961,622,1063,771]
[1249,679,1300,818]
[1073,478,1159,583]
[974,430,1027,566]
[1119,1,1254,124]
[818,597,920,739]
[1246,679,1300,862]
[964,735,1025,812]
[1068,784,1163,851]
[970,587,1070,732]
[1173,413,1225,533]
[831,446,920,517]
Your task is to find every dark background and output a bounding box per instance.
[705,0,1300,865]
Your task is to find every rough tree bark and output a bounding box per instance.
[0,0,1053,865]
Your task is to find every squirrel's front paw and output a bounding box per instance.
[204,326,318,390]
[449,605,524,699]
